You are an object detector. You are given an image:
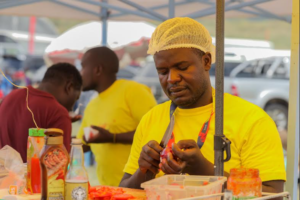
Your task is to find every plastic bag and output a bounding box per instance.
[0,145,27,195]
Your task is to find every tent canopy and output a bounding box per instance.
[45,21,155,53]
[0,0,292,22]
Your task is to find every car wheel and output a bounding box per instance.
[265,103,288,130]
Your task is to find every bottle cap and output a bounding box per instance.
[29,128,45,137]
[71,138,82,145]
[45,128,64,136]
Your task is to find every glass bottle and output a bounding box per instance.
[40,128,69,200]
[227,168,262,199]
[65,138,89,200]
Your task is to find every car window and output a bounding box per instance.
[145,66,158,77]
[0,35,16,43]
[23,56,45,71]
[210,62,241,77]
[138,62,158,78]
[273,58,290,79]
[117,69,135,79]
[235,61,257,78]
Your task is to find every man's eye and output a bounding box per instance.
[178,65,189,70]
[158,70,168,75]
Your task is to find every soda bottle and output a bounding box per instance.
[65,138,89,200]
[27,128,45,193]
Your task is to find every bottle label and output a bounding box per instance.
[65,182,88,200]
[44,148,68,200]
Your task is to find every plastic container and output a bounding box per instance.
[26,128,45,194]
[227,168,262,199]
[141,175,227,200]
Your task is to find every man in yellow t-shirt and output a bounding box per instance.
[120,17,286,194]
[77,47,156,186]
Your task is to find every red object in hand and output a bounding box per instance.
[31,156,41,193]
[160,146,177,161]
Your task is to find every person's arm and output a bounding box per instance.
[119,140,162,189]
[262,181,284,200]
[82,144,91,153]
[85,126,135,144]
[120,170,155,189]
[86,83,156,145]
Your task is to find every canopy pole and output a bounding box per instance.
[214,0,225,176]
[28,16,36,54]
[101,0,108,46]
[168,0,175,18]
[286,0,299,198]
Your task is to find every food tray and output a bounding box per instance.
[141,175,227,200]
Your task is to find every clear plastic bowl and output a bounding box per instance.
[141,175,227,200]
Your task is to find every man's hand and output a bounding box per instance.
[83,125,113,143]
[160,140,205,175]
[138,140,163,175]
[70,114,82,123]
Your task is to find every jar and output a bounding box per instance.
[27,128,45,194]
[227,168,262,199]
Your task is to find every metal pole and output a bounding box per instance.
[101,0,108,46]
[28,16,36,54]
[286,0,299,198]
[119,0,167,21]
[169,0,175,18]
[214,0,225,176]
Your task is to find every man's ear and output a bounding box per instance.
[203,52,212,71]
[65,80,73,95]
[95,64,103,76]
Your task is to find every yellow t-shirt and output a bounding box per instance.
[124,89,286,182]
[77,79,157,186]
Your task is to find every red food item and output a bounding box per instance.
[89,186,126,200]
[112,194,133,200]
[160,146,177,161]
[203,181,209,186]
[89,186,97,193]
[93,194,112,200]
[30,156,41,193]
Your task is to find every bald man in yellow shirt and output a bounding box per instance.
[120,17,286,197]
[77,46,156,186]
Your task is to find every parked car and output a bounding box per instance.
[117,65,141,80]
[229,56,290,130]
[133,62,167,103]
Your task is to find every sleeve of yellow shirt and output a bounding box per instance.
[125,83,157,122]
[241,115,286,182]
[123,114,147,175]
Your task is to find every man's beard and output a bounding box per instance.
[172,81,208,108]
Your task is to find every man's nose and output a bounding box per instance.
[167,69,181,84]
